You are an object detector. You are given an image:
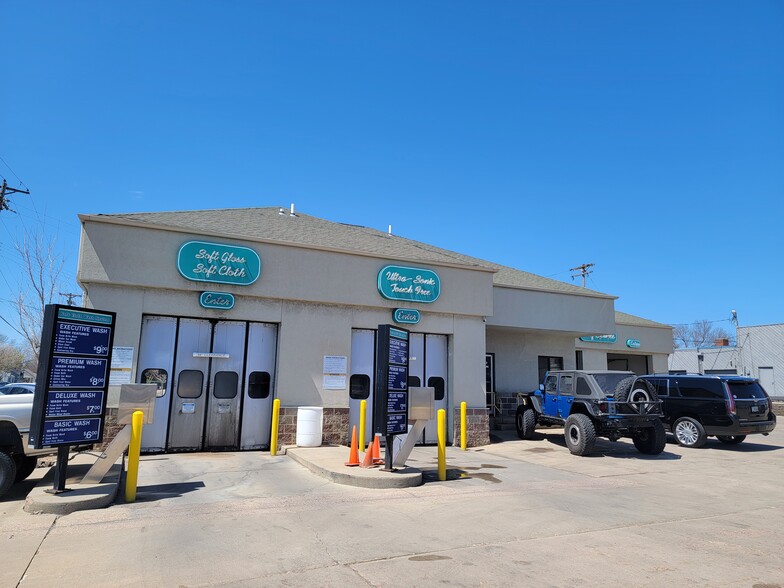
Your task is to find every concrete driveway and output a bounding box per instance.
[2,427,783,587]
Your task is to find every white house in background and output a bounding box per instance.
[669,323,783,399]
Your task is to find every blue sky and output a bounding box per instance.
[1,1,782,345]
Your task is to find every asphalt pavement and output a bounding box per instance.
[2,427,783,587]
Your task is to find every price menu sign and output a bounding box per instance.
[30,305,116,449]
[374,325,409,437]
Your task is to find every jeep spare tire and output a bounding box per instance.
[614,378,657,413]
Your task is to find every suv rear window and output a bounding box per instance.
[727,381,767,400]
[592,373,631,395]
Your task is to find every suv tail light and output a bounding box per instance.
[723,382,736,416]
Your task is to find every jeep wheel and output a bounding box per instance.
[13,456,38,483]
[515,407,536,440]
[564,414,596,456]
[717,435,746,445]
[632,420,667,455]
[673,417,707,448]
[0,451,17,498]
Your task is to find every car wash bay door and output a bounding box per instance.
[350,329,448,446]
[408,333,448,444]
[168,319,246,451]
[138,316,277,452]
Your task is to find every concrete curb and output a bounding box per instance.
[287,446,422,488]
[24,461,121,516]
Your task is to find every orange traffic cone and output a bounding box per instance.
[345,426,360,467]
[372,435,384,465]
[360,445,376,468]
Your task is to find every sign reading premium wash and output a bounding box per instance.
[29,305,116,449]
[374,325,410,438]
[178,241,261,286]
[378,265,440,304]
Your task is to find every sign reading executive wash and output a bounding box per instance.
[374,325,410,470]
[30,306,116,450]
[178,241,261,286]
[377,265,440,304]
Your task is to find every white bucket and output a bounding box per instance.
[296,406,324,447]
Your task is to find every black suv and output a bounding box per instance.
[640,374,776,448]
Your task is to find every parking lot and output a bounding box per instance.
[3,427,783,587]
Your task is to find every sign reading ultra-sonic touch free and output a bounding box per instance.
[178,241,261,286]
[377,265,440,304]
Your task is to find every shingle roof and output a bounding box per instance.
[615,311,672,329]
[87,207,614,299]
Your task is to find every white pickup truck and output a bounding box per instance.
[0,384,57,498]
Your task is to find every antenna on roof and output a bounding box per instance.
[290,203,297,217]
[388,224,392,235]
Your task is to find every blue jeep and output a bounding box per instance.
[515,370,666,456]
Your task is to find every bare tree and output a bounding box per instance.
[14,229,66,367]
[672,320,731,349]
[0,334,25,377]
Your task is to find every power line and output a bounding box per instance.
[0,154,30,191]
[0,178,30,213]
[569,263,594,287]
[59,292,82,305]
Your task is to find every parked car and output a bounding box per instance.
[640,374,776,448]
[0,383,56,498]
[515,370,666,456]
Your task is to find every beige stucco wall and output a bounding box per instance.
[79,218,490,413]
[488,286,615,334]
[79,218,494,317]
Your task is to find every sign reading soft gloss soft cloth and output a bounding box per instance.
[178,241,261,286]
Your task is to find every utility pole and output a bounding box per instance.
[570,263,594,287]
[60,292,82,306]
[0,178,30,212]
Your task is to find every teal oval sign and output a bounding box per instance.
[378,265,440,304]
[393,308,420,324]
[626,338,641,349]
[579,334,617,344]
[200,291,235,310]
[178,241,260,286]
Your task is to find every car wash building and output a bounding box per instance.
[76,207,672,452]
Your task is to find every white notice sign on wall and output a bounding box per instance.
[323,375,347,390]
[323,355,347,390]
[109,347,134,385]
[323,355,347,375]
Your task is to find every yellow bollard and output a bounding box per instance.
[271,398,281,456]
[359,399,367,453]
[437,408,446,481]
[125,410,143,503]
[460,401,467,451]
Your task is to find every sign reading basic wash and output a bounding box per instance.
[178,241,261,286]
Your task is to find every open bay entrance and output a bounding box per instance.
[136,315,277,453]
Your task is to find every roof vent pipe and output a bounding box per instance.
[388,224,392,235]
[290,203,296,217]
[278,208,285,215]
